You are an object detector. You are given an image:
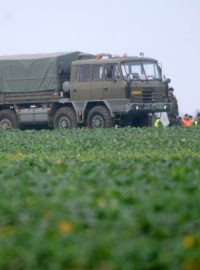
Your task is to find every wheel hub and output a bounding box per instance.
[92,115,104,128]
[0,119,12,129]
[59,116,70,128]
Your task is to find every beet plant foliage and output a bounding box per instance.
[0,127,200,270]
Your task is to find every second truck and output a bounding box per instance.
[0,51,172,129]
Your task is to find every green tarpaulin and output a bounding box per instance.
[0,51,87,93]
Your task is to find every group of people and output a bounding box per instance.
[171,113,200,127]
[154,87,200,127]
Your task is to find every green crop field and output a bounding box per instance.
[0,127,200,270]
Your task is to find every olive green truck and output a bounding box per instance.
[0,51,171,129]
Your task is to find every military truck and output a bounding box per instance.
[0,51,171,129]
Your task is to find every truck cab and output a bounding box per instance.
[68,55,171,127]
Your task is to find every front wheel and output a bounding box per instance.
[87,105,114,128]
[53,107,77,129]
[0,109,18,129]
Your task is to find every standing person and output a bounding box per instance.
[194,112,200,126]
[189,115,193,125]
[153,114,163,127]
[181,114,193,127]
[167,87,179,126]
[176,116,182,126]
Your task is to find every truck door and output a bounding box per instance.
[90,64,104,100]
[103,64,126,99]
[71,65,91,100]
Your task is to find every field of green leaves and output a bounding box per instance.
[0,127,200,270]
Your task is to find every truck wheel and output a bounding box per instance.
[87,105,114,128]
[0,109,18,129]
[53,107,77,129]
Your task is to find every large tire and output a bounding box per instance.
[53,107,77,129]
[0,109,18,129]
[87,105,114,128]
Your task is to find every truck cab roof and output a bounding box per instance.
[72,56,157,66]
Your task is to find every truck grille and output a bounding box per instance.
[143,89,153,103]
[131,87,165,103]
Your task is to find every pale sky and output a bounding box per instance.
[1,0,200,115]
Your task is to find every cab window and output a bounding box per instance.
[104,64,120,80]
[77,65,90,81]
[92,65,103,80]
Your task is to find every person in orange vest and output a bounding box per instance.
[181,114,193,127]
[189,115,193,125]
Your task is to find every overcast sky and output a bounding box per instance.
[0,0,199,115]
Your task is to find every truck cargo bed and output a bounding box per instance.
[0,90,60,104]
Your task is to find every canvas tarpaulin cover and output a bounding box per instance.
[0,52,82,93]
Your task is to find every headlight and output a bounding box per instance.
[135,105,139,110]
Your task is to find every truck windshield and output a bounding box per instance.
[121,61,161,81]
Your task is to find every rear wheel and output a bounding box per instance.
[53,107,77,129]
[87,105,114,128]
[0,109,18,129]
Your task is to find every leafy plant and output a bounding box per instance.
[0,127,200,269]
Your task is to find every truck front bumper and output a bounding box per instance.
[125,102,172,113]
